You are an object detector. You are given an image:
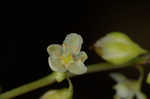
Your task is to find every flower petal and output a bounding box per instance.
[110,73,128,83]
[67,62,87,75]
[48,57,66,72]
[63,33,83,55]
[136,92,147,99]
[75,51,88,62]
[114,83,133,98]
[47,44,62,58]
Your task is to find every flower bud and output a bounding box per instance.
[40,88,72,99]
[147,73,150,84]
[40,77,73,99]
[55,72,67,83]
[94,32,147,65]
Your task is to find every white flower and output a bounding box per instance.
[47,33,88,75]
[94,32,147,65]
[110,73,147,99]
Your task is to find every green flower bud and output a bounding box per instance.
[94,32,147,65]
[40,88,72,99]
[146,73,150,84]
[40,77,73,99]
[55,72,67,83]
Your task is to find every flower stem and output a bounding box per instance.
[0,72,57,99]
[0,55,149,99]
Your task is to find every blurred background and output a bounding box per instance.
[1,1,150,99]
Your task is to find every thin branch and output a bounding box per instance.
[0,55,149,99]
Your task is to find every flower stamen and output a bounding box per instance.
[61,54,74,68]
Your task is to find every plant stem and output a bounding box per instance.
[0,72,56,99]
[0,55,149,98]
[0,63,130,99]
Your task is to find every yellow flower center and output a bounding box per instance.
[61,53,74,67]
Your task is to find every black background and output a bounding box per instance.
[1,1,150,99]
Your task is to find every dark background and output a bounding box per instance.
[1,1,150,99]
